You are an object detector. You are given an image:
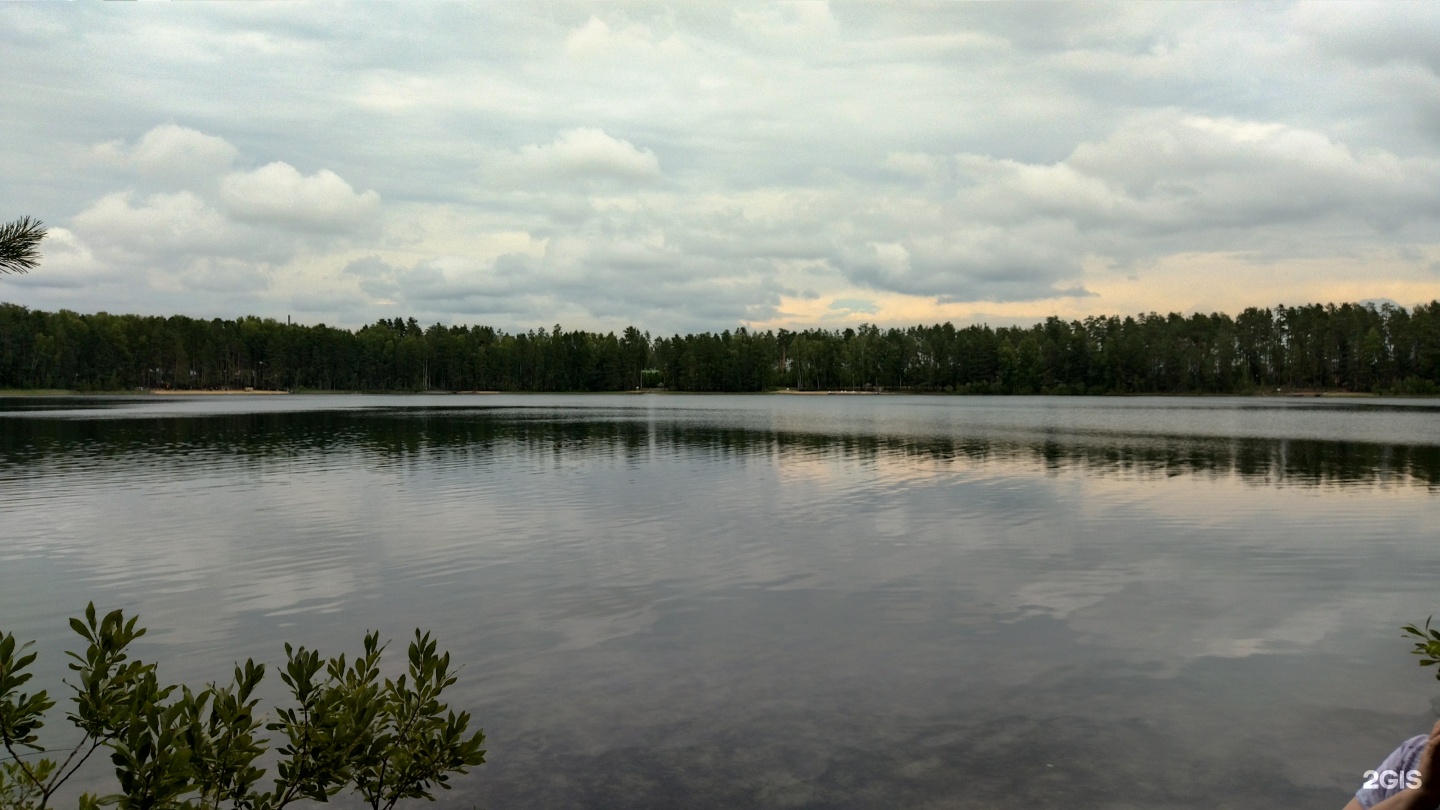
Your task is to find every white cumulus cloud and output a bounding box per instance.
[92,124,238,184]
[948,112,1440,236]
[219,162,380,232]
[504,128,661,182]
[73,191,239,258]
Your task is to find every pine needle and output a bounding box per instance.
[0,217,47,275]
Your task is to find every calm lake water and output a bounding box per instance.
[4,394,1440,809]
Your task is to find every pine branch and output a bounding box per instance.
[0,217,47,275]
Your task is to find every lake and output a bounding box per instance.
[3,394,1440,809]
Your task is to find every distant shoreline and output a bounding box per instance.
[4,299,1436,397]
[150,389,290,395]
[1,388,1431,399]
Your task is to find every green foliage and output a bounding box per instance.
[1,299,1439,394]
[1393,376,1439,396]
[0,633,55,752]
[351,632,487,810]
[0,759,54,810]
[0,606,485,810]
[0,218,46,275]
[1404,618,1440,677]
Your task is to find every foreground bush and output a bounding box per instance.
[0,605,485,810]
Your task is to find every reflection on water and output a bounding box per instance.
[5,398,1440,490]
[2,395,1439,809]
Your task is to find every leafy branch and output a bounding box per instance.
[0,605,485,810]
[1404,617,1440,677]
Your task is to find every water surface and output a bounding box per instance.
[3,394,1439,808]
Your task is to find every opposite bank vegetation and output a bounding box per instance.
[1,300,1439,396]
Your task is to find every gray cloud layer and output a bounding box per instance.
[1,3,1438,333]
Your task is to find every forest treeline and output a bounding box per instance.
[1,299,1439,395]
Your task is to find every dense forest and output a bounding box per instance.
[1,300,1438,395]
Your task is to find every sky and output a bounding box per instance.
[2,2,1439,335]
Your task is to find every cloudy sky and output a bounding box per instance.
[2,3,1438,334]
